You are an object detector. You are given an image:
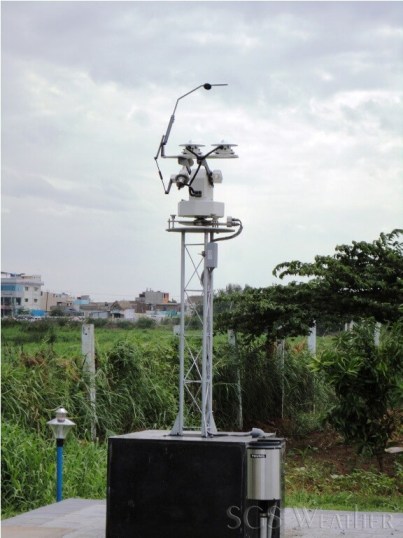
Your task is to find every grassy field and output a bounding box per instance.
[1,319,402,517]
[1,319,177,356]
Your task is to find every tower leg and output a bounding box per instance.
[170,232,186,436]
[201,232,217,437]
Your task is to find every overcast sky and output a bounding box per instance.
[2,1,402,301]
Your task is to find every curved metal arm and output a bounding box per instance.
[155,83,228,159]
[163,83,228,148]
[154,83,228,194]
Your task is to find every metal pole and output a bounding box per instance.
[178,232,186,434]
[207,232,216,434]
[82,324,96,441]
[228,329,243,430]
[201,232,217,436]
[56,439,64,502]
[201,232,208,436]
[171,232,186,435]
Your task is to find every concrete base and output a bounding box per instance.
[1,499,403,538]
[2,499,402,537]
[1,499,105,538]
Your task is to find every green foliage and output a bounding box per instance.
[311,320,403,463]
[2,320,400,517]
[1,422,106,518]
[274,229,403,324]
[98,338,179,433]
[63,439,107,500]
[49,307,66,317]
[1,346,90,437]
[286,458,403,511]
[1,331,180,440]
[215,230,403,450]
[217,335,331,428]
[215,284,315,343]
[1,422,55,516]
[1,329,180,516]
[90,318,109,328]
[135,317,156,329]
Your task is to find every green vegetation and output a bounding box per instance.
[1,322,180,439]
[1,322,180,518]
[2,422,107,518]
[273,229,403,324]
[286,458,403,511]
[2,320,402,518]
[216,230,403,458]
[2,232,402,517]
[311,320,403,468]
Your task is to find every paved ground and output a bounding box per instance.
[1,499,105,538]
[2,498,402,537]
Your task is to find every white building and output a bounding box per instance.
[1,272,44,316]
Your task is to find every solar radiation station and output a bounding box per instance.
[106,84,285,538]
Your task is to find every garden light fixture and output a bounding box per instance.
[47,407,75,502]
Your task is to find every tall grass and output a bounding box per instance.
[231,336,332,433]
[0,321,334,517]
[1,422,107,518]
[1,330,181,517]
[2,333,180,439]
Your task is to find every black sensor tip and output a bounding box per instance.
[203,83,212,90]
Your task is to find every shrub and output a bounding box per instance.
[135,317,156,329]
[311,320,403,468]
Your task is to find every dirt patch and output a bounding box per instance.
[249,420,401,476]
[285,429,399,476]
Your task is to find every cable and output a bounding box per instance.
[185,145,222,192]
[207,427,266,438]
[211,218,243,242]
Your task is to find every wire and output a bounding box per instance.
[207,427,266,438]
[212,218,243,242]
[184,145,221,192]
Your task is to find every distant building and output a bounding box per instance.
[1,275,177,321]
[136,290,169,306]
[109,301,138,320]
[146,303,179,321]
[135,290,179,319]
[74,295,91,307]
[1,272,44,317]
[1,272,88,317]
[80,302,111,319]
[40,291,74,313]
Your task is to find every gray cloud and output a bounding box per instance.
[2,1,402,299]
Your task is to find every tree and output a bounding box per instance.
[273,229,403,324]
[215,231,403,434]
[310,319,403,469]
[49,307,65,317]
[216,284,315,344]
[217,230,403,346]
